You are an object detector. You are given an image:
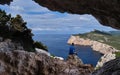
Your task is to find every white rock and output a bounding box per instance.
[54,56,64,60]
[35,48,50,56]
[95,53,116,69]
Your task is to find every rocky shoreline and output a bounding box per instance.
[67,35,120,68]
[68,35,119,54]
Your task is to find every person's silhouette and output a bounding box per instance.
[69,43,75,55]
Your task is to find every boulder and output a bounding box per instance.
[92,57,120,75]
[95,53,116,69]
[35,48,50,56]
[0,38,94,75]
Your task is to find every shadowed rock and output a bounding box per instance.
[1,0,120,29]
[0,0,13,5]
[92,57,120,75]
[33,0,120,29]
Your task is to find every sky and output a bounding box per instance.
[0,0,117,34]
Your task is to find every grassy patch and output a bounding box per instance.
[75,30,120,50]
[115,52,120,58]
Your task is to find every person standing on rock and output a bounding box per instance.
[69,43,76,55]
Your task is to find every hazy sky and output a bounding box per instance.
[0,0,116,34]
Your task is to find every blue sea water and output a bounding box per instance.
[33,34,102,66]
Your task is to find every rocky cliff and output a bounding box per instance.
[0,37,94,75]
[92,57,120,75]
[95,53,116,69]
[68,35,119,68]
[68,35,119,54]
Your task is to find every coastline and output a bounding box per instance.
[67,35,119,68]
[67,35,119,54]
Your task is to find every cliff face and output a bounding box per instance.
[33,0,120,29]
[68,35,119,54]
[68,35,119,68]
[92,57,120,75]
[0,37,94,75]
[95,53,116,69]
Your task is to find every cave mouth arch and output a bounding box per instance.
[33,0,120,30]
[1,0,120,30]
[0,0,120,67]
[0,0,116,34]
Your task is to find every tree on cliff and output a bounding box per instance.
[10,14,27,32]
[0,9,48,52]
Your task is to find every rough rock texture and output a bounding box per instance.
[92,57,120,75]
[68,35,119,54]
[1,0,120,29]
[0,38,94,75]
[95,53,116,69]
[0,0,13,5]
[34,0,120,29]
[0,37,23,51]
[35,48,51,56]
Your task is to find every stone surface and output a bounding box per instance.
[95,53,116,69]
[0,0,13,5]
[92,57,120,75]
[35,48,50,56]
[33,0,120,29]
[0,38,94,75]
[0,51,94,75]
[0,39,23,51]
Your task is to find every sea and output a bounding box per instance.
[33,34,102,66]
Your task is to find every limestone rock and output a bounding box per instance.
[0,39,23,51]
[0,50,94,75]
[68,35,119,70]
[92,57,120,75]
[95,53,116,69]
[54,56,64,60]
[0,37,94,75]
[35,48,50,56]
[68,35,119,54]
[67,55,83,66]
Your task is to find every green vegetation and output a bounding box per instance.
[75,29,120,50]
[114,52,120,58]
[50,54,55,58]
[34,41,48,51]
[0,9,47,52]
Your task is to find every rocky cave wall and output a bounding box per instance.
[33,0,120,29]
[0,0,13,5]
[1,0,120,29]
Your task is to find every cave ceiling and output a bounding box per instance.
[0,0,13,5]
[33,0,120,29]
[0,0,120,29]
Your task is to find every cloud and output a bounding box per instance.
[0,0,116,34]
[10,5,24,12]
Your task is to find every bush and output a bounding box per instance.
[0,9,35,52]
[115,52,120,58]
[34,41,48,51]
